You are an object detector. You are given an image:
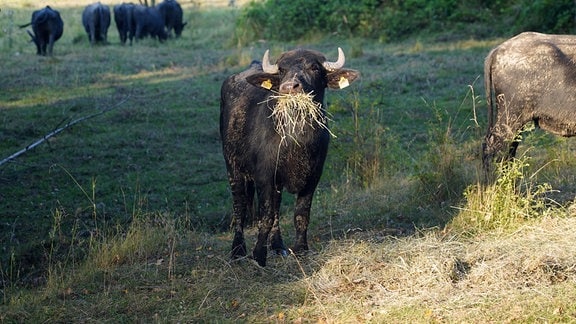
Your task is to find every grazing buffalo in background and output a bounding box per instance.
[133,5,168,41]
[157,0,186,37]
[113,3,136,45]
[20,6,64,56]
[483,32,576,174]
[220,48,360,266]
[82,2,111,45]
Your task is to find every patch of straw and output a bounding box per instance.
[266,92,334,141]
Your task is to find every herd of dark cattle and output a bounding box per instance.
[19,0,186,56]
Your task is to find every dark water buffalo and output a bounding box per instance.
[220,48,360,266]
[82,2,111,45]
[483,32,576,173]
[113,3,136,45]
[133,5,167,41]
[20,6,64,56]
[157,0,186,37]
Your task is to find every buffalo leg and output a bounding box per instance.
[483,114,526,175]
[483,130,505,172]
[229,176,253,259]
[90,24,97,44]
[119,29,126,44]
[507,140,520,160]
[253,187,282,266]
[269,215,287,256]
[38,37,46,56]
[292,190,314,253]
[135,24,143,40]
[47,34,55,56]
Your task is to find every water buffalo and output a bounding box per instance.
[157,0,186,37]
[220,48,360,266]
[483,32,576,173]
[133,5,168,41]
[82,2,111,45]
[20,6,64,56]
[113,3,136,45]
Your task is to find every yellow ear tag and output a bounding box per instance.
[338,76,350,89]
[261,79,273,89]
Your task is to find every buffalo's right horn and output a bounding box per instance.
[262,49,279,74]
[323,47,345,71]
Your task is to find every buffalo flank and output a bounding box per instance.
[133,5,168,42]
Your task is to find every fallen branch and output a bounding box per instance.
[0,96,130,167]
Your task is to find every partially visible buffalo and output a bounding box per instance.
[82,2,111,45]
[483,32,576,173]
[157,0,186,37]
[20,6,64,56]
[133,5,168,41]
[113,3,136,45]
[220,48,360,266]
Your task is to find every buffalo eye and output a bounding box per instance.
[309,64,321,72]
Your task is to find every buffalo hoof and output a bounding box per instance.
[231,236,247,259]
[271,239,288,257]
[253,250,267,267]
[291,243,309,254]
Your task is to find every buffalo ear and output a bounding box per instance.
[245,73,280,90]
[327,69,360,89]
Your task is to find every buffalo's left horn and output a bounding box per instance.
[262,49,279,74]
[323,47,345,71]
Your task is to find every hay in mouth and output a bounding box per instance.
[266,92,333,140]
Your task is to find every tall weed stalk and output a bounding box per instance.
[416,83,483,206]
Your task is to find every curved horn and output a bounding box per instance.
[323,47,345,71]
[262,49,279,74]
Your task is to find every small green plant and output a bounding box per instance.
[453,155,555,233]
[0,250,18,304]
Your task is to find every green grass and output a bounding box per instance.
[2,1,576,322]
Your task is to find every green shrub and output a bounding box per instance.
[236,0,576,43]
[513,0,576,34]
[236,0,469,42]
[452,156,555,234]
[236,0,323,42]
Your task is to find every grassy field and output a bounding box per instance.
[2,1,576,322]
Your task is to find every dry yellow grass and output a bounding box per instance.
[295,215,576,321]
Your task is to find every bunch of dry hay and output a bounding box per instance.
[304,216,576,321]
[266,92,332,140]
